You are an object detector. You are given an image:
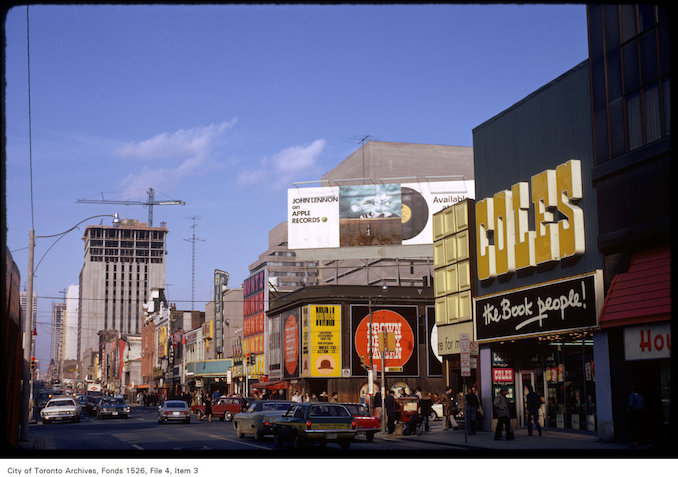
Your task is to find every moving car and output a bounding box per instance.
[191,395,248,422]
[342,403,379,442]
[41,396,81,424]
[95,396,130,419]
[75,394,88,410]
[232,400,293,440]
[157,400,191,424]
[272,402,357,450]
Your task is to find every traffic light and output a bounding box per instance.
[245,353,251,366]
[30,356,37,371]
[250,354,256,366]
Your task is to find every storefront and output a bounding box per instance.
[475,272,604,433]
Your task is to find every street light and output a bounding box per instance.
[20,213,120,442]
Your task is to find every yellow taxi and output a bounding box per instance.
[272,402,357,450]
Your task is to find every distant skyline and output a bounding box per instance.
[4,4,589,371]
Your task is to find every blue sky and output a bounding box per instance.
[4,4,589,370]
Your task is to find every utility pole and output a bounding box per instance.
[184,217,204,310]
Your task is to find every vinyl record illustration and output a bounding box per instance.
[401,187,428,240]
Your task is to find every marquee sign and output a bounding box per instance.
[474,271,602,341]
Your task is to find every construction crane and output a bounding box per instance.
[76,187,185,227]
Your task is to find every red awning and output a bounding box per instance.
[250,380,288,391]
[599,245,671,328]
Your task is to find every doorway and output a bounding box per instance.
[519,370,545,429]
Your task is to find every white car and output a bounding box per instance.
[41,396,81,424]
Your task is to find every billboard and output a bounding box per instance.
[350,305,419,377]
[301,305,341,378]
[288,180,474,250]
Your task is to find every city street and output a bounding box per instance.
[16,404,641,459]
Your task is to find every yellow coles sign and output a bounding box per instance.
[476,159,585,280]
[302,305,341,378]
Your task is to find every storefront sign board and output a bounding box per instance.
[474,271,602,341]
[624,322,671,361]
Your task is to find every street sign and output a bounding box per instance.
[460,333,471,377]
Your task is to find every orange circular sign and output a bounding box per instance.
[284,315,299,375]
[354,309,414,371]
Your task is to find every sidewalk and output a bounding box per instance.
[373,420,648,455]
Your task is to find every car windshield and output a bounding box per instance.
[103,398,125,405]
[47,400,74,407]
[165,402,187,409]
[309,405,350,417]
[261,402,292,412]
[343,404,369,416]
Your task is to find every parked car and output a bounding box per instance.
[157,400,191,424]
[95,396,130,419]
[191,395,248,422]
[232,400,293,440]
[272,402,357,450]
[40,396,81,424]
[342,403,379,442]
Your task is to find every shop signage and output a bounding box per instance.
[351,305,419,377]
[492,368,514,382]
[476,159,584,280]
[460,333,471,377]
[475,272,601,341]
[283,310,300,379]
[624,322,671,361]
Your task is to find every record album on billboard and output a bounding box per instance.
[288,180,474,250]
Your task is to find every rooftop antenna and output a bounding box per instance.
[184,217,204,310]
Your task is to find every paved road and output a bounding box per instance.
[21,405,463,456]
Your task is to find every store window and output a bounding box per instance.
[542,331,596,432]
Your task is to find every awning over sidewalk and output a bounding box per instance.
[134,384,151,389]
[250,380,288,391]
[599,245,671,328]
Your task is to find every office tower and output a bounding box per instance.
[78,218,167,360]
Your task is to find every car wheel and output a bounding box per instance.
[293,433,306,449]
[157,418,163,424]
[255,429,264,441]
[273,431,283,447]
[43,419,49,425]
[224,411,232,422]
[74,416,81,423]
[97,412,102,420]
[235,423,244,439]
[185,418,190,424]
[366,431,375,442]
[339,439,351,451]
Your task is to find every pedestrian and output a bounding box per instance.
[384,389,397,435]
[432,392,440,404]
[525,384,542,437]
[418,391,433,432]
[292,391,302,403]
[311,393,317,401]
[465,385,481,435]
[441,387,460,430]
[319,391,329,402]
[201,395,213,422]
[493,386,514,440]
[303,392,310,402]
[330,392,339,403]
[415,386,422,400]
[372,390,383,422]
[627,386,646,448]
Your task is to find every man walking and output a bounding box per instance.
[525,384,542,436]
[465,385,481,435]
[384,389,397,435]
[493,386,514,440]
[441,387,459,430]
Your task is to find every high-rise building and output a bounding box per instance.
[78,218,167,361]
[64,284,79,361]
[50,302,67,368]
[20,290,37,333]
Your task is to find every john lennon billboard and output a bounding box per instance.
[288,181,474,250]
